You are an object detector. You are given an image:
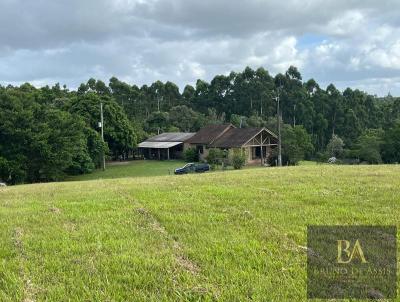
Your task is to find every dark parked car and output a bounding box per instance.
[174,163,210,175]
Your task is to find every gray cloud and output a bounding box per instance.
[0,0,400,95]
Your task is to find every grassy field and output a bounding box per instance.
[1,165,399,301]
[68,160,264,181]
[68,160,186,181]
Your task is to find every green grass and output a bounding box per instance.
[297,160,318,165]
[1,165,400,301]
[68,160,186,181]
[68,160,263,181]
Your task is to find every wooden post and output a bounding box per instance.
[277,95,282,167]
[260,132,263,166]
[100,102,106,171]
[167,148,170,160]
[158,149,160,160]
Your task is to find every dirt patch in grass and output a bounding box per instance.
[63,221,77,232]
[173,242,200,275]
[13,227,24,252]
[135,204,201,274]
[13,227,38,302]
[136,205,201,275]
[49,206,61,214]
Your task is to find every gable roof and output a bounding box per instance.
[185,124,234,144]
[210,127,278,148]
[146,132,196,142]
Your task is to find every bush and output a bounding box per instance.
[382,122,400,163]
[231,149,246,169]
[315,152,328,163]
[206,148,224,169]
[268,125,313,165]
[326,135,344,158]
[183,148,199,162]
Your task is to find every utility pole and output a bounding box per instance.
[274,90,282,167]
[293,104,296,127]
[157,95,163,112]
[100,101,106,171]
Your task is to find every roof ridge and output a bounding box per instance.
[209,124,235,144]
[185,123,235,144]
[210,127,278,148]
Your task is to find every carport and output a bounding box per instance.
[138,132,196,160]
[138,141,182,160]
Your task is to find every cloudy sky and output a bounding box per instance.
[1,0,400,96]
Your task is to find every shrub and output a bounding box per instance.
[326,135,344,158]
[350,129,384,164]
[206,148,224,169]
[183,148,198,162]
[268,125,313,165]
[382,122,400,163]
[231,149,246,169]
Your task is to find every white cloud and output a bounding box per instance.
[323,10,366,37]
[366,40,400,69]
[0,0,400,95]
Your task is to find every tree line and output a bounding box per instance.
[1,66,399,183]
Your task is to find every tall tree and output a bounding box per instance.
[67,92,136,159]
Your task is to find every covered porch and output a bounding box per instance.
[242,130,278,165]
[138,141,184,160]
[247,146,273,165]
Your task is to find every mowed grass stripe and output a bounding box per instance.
[0,181,212,301]
[121,165,400,301]
[0,165,399,301]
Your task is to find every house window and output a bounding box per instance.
[197,145,204,154]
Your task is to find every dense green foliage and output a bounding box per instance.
[381,121,400,163]
[349,129,384,164]
[0,83,135,183]
[326,135,345,158]
[67,92,136,159]
[183,148,199,163]
[231,149,246,169]
[206,148,225,168]
[1,65,399,183]
[107,66,399,165]
[276,125,314,165]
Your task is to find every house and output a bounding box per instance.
[138,132,195,160]
[186,124,278,165]
[138,124,278,165]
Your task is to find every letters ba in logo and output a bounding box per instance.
[337,239,368,264]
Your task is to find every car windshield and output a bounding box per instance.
[183,163,194,168]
